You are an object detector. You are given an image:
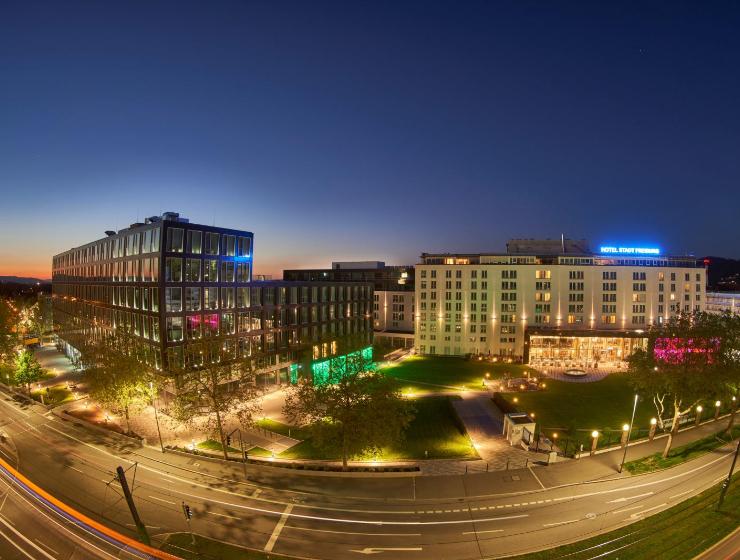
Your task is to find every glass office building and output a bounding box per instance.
[52,213,373,392]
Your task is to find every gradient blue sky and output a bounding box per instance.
[2,1,740,278]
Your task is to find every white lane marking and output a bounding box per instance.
[462,529,504,535]
[66,466,83,474]
[0,514,57,559]
[148,495,176,505]
[285,526,421,536]
[543,519,579,527]
[34,539,59,556]
[607,492,654,503]
[528,466,546,490]
[612,505,644,514]
[629,503,667,519]
[669,489,695,500]
[207,511,241,520]
[264,503,293,552]
[351,548,422,554]
[0,527,37,560]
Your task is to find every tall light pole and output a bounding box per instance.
[717,439,739,511]
[618,394,639,473]
[150,381,164,453]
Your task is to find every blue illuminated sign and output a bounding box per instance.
[599,246,660,255]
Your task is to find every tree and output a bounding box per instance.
[627,311,739,458]
[284,352,415,469]
[81,334,156,434]
[169,338,260,460]
[0,300,19,364]
[14,349,44,393]
[718,311,740,434]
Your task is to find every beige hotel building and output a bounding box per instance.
[415,239,706,366]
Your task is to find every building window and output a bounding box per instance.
[185,259,200,282]
[204,232,219,255]
[165,288,182,312]
[185,287,201,311]
[167,228,184,253]
[221,287,235,309]
[165,258,182,282]
[187,230,202,254]
[203,260,218,282]
[204,287,218,310]
[223,235,236,257]
[237,236,251,257]
[166,317,183,341]
[236,262,250,283]
[221,261,235,282]
[186,315,202,340]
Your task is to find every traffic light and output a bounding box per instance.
[226,435,231,447]
[182,502,192,520]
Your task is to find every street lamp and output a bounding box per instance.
[714,401,721,420]
[649,418,657,441]
[695,405,703,427]
[590,430,599,455]
[150,381,164,453]
[618,394,639,473]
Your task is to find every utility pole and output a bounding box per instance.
[717,439,740,510]
[116,466,150,545]
[150,381,164,453]
[618,394,639,473]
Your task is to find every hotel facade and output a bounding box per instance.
[52,213,373,390]
[415,239,706,365]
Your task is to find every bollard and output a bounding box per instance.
[714,401,721,421]
[695,405,703,427]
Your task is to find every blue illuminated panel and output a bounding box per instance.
[599,246,660,255]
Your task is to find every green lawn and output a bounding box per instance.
[379,355,536,393]
[197,439,240,454]
[255,418,310,439]
[161,533,295,560]
[500,375,655,448]
[625,426,740,474]
[31,384,74,406]
[278,396,478,461]
[512,474,739,560]
[245,446,273,458]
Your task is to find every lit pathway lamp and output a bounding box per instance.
[714,401,721,421]
[649,418,657,441]
[620,424,630,447]
[590,430,599,456]
[695,405,703,427]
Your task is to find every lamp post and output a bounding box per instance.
[649,418,657,441]
[590,430,599,456]
[714,401,721,421]
[618,394,639,473]
[717,439,740,511]
[150,381,164,453]
[695,405,703,427]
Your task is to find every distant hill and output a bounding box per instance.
[0,276,49,284]
[704,257,740,291]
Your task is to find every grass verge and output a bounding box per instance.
[31,384,74,406]
[255,418,310,439]
[625,426,740,474]
[197,439,240,454]
[160,533,296,560]
[279,396,478,461]
[511,473,739,560]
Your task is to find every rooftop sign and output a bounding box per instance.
[599,246,660,255]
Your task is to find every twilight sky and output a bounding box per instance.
[2,1,740,279]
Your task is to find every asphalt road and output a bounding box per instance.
[0,389,737,560]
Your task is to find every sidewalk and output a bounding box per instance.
[451,394,542,469]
